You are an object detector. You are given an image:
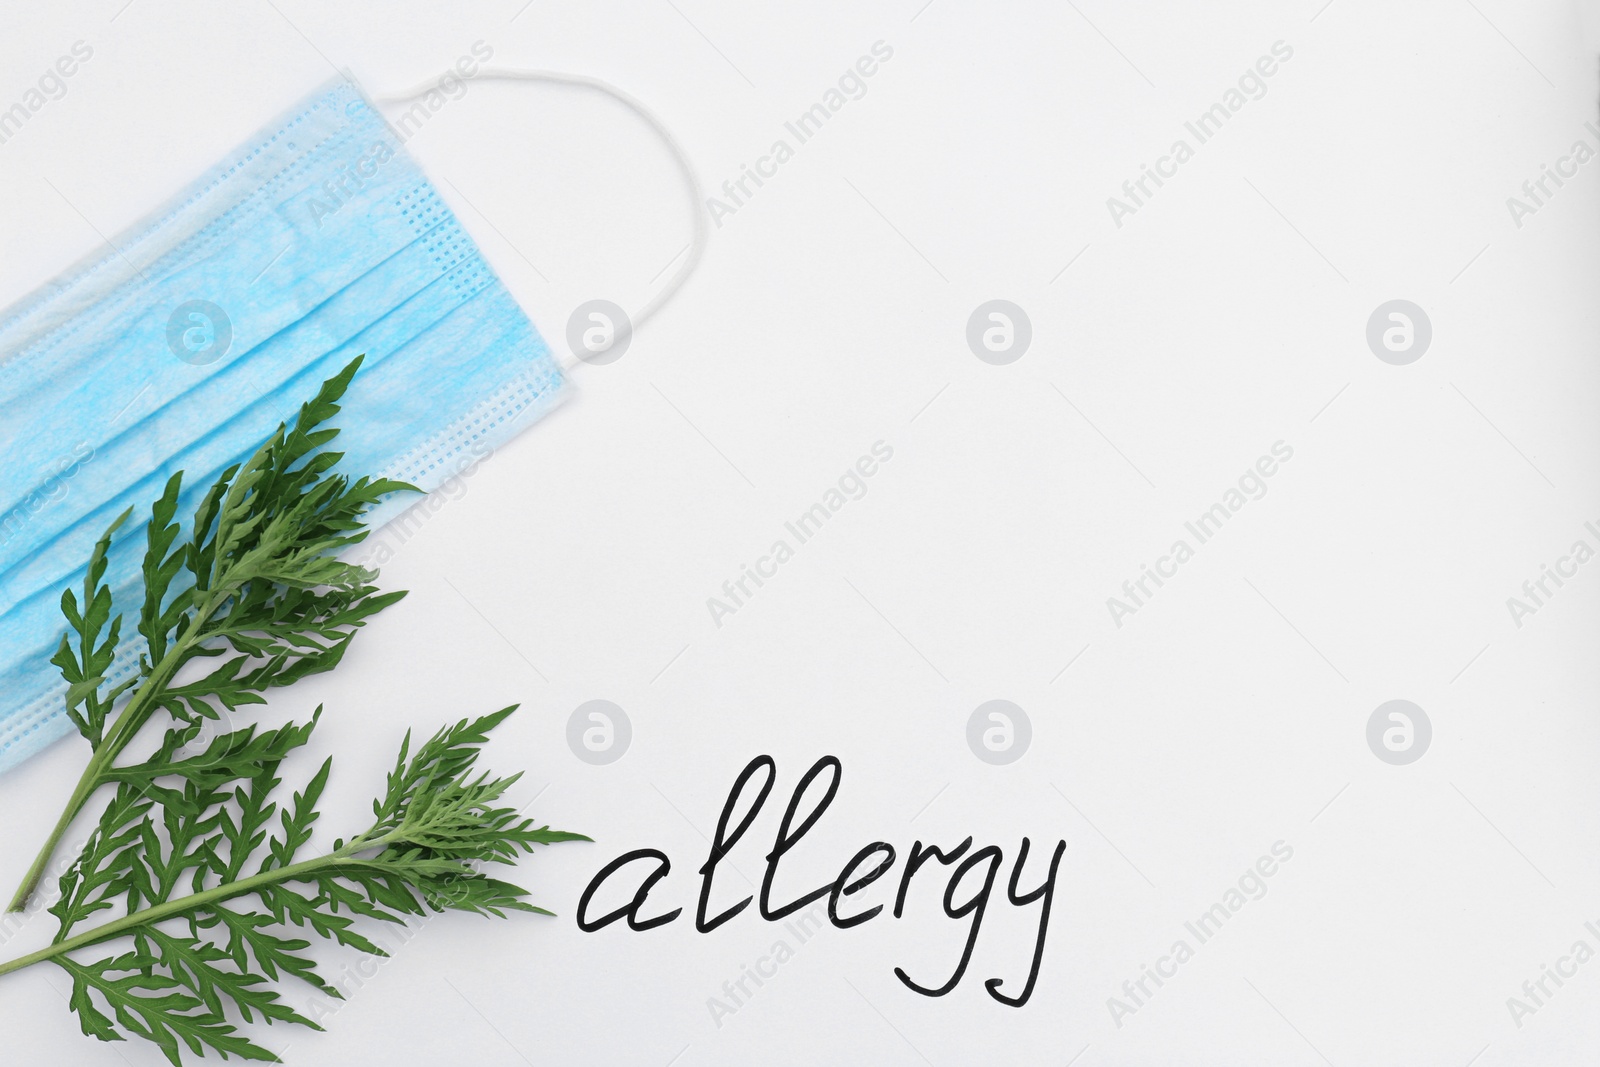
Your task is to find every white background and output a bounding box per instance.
[2,1,1599,1064]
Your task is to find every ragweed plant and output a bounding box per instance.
[0,706,585,1063]
[0,357,588,1062]
[8,357,410,912]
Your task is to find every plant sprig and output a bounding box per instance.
[0,358,588,1063]
[0,707,585,1064]
[8,357,414,914]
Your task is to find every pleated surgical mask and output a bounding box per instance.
[0,71,704,773]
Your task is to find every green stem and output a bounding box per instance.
[2,764,103,915]
[4,611,214,913]
[0,844,367,978]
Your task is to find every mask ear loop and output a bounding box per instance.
[372,68,708,369]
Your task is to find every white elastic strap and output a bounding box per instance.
[373,67,707,365]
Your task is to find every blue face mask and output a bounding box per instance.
[0,76,592,772]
